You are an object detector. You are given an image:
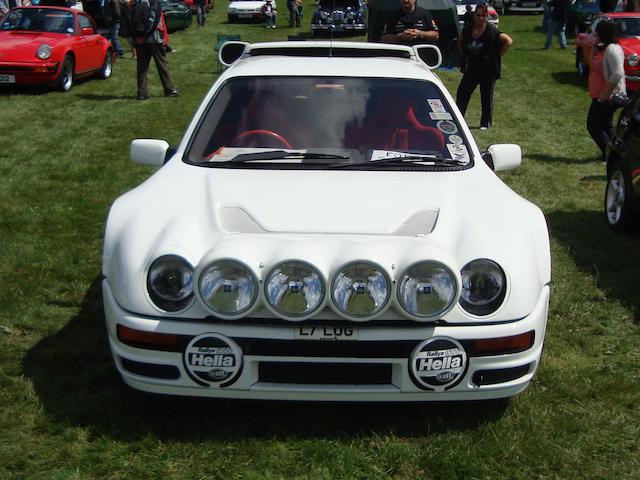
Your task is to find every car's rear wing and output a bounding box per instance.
[218,41,442,70]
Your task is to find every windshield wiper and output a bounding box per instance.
[228,150,350,163]
[328,154,468,168]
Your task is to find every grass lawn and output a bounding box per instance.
[1,6,639,479]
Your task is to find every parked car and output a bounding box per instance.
[103,40,551,402]
[0,6,113,91]
[575,13,640,92]
[496,0,543,15]
[568,0,622,35]
[605,89,640,232]
[160,0,193,31]
[227,0,274,22]
[454,0,499,28]
[311,0,366,36]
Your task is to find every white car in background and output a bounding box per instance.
[227,0,275,22]
[103,41,550,402]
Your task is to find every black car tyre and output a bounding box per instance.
[576,49,588,78]
[56,55,74,92]
[97,49,113,80]
[605,162,638,232]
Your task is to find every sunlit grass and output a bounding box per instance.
[1,9,639,480]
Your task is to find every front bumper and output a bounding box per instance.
[104,280,549,401]
[0,61,60,86]
[311,23,366,32]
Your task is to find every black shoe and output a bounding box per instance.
[164,89,180,97]
[137,94,149,100]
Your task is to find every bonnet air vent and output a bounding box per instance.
[219,207,438,236]
[248,47,411,59]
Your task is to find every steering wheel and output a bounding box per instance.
[231,129,292,149]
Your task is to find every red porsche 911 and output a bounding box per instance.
[0,6,113,92]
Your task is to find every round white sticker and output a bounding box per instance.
[183,333,243,387]
[410,337,467,391]
[448,134,464,145]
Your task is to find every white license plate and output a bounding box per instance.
[294,326,359,341]
[238,13,253,18]
[0,75,16,84]
[522,2,537,6]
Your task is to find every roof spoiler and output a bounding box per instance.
[413,44,442,70]
[218,41,249,67]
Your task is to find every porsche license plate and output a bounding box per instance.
[238,13,253,18]
[294,326,359,341]
[0,75,16,84]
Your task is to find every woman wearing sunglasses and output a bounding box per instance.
[456,2,512,130]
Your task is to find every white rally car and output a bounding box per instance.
[103,41,551,402]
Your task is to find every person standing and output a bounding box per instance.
[194,0,206,27]
[131,0,179,100]
[103,0,125,57]
[587,19,626,161]
[287,0,301,28]
[456,2,512,130]
[544,0,570,49]
[263,0,276,28]
[381,0,439,46]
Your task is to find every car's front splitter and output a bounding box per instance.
[104,280,549,401]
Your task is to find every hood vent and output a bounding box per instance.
[219,206,438,236]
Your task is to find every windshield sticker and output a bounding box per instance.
[447,144,469,162]
[427,99,446,113]
[429,112,453,121]
[436,120,458,134]
[448,135,463,145]
[370,150,435,161]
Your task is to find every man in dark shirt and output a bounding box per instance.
[381,0,439,46]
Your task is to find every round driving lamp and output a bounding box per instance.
[331,261,390,319]
[265,261,325,318]
[147,255,194,312]
[36,44,52,60]
[459,259,506,316]
[397,261,457,319]
[628,53,640,67]
[199,260,258,317]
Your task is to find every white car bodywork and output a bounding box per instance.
[227,0,275,21]
[103,41,550,402]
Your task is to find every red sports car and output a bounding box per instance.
[0,6,113,92]
[575,12,640,93]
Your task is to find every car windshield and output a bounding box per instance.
[454,0,479,5]
[187,76,473,169]
[318,0,359,9]
[0,8,75,34]
[616,17,640,37]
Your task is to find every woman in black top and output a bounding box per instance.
[456,3,512,129]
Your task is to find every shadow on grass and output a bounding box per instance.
[526,152,599,165]
[23,276,509,441]
[551,71,588,90]
[547,209,640,323]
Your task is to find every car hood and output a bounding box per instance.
[228,1,266,9]
[0,31,65,58]
[104,160,551,321]
[618,37,640,54]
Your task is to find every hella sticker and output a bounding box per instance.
[410,337,467,391]
[183,333,243,387]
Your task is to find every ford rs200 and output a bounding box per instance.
[103,41,551,402]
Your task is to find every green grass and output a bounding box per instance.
[1,8,640,479]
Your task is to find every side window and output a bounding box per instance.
[587,18,599,35]
[78,14,92,33]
